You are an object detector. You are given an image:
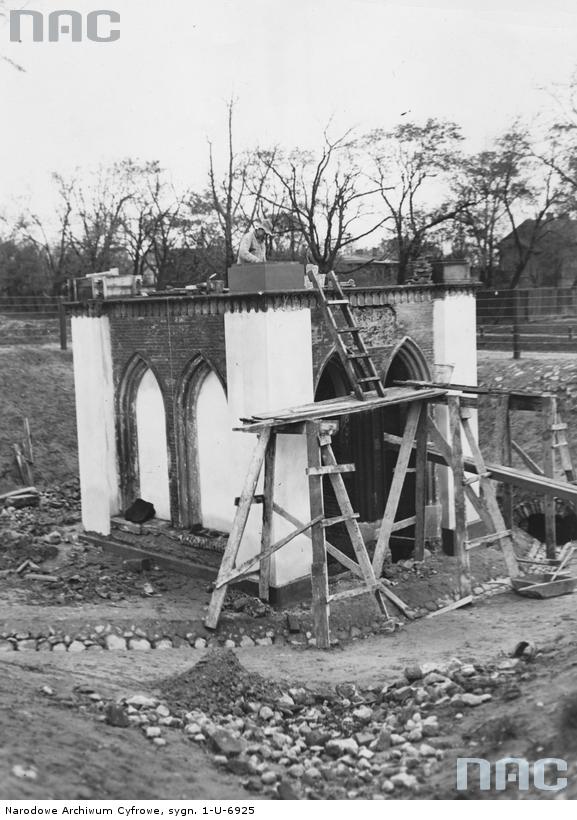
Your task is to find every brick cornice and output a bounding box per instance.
[65,282,478,318]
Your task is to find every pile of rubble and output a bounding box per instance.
[77,649,528,800]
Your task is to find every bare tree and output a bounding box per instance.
[257,131,388,273]
[494,128,565,289]
[208,100,274,279]
[365,119,468,283]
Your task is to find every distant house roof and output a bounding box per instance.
[499,217,577,252]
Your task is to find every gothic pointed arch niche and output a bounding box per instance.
[175,355,233,531]
[117,354,171,519]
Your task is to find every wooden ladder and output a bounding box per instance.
[307,268,385,401]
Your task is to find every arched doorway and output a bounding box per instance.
[382,339,431,560]
[314,338,431,562]
[135,369,171,520]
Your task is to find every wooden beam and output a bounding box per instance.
[391,515,417,532]
[385,429,577,505]
[306,463,355,476]
[319,432,388,616]
[425,595,473,617]
[272,501,364,578]
[306,422,331,649]
[460,415,519,577]
[259,433,277,601]
[373,402,422,576]
[495,395,513,530]
[543,394,557,559]
[205,429,270,629]
[393,379,546,411]
[414,401,428,561]
[511,440,545,476]
[448,396,472,597]
[216,514,323,589]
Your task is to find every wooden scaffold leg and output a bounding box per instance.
[543,393,557,559]
[447,395,472,598]
[306,421,331,649]
[373,401,424,577]
[205,428,271,630]
[259,433,277,602]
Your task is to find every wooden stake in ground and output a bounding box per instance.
[447,396,472,598]
[306,421,331,649]
[543,394,557,559]
[259,433,277,602]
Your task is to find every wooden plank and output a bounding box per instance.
[394,379,547,410]
[414,401,428,561]
[391,515,417,532]
[373,402,422,576]
[306,463,355,476]
[495,395,513,530]
[448,396,472,597]
[329,584,380,603]
[387,427,577,505]
[543,394,557,559]
[0,486,37,501]
[234,494,264,506]
[205,429,271,629]
[319,436,388,615]
[460,415,519,577]
[216,515,323,589]
[511,440,544,476]
[306,422,331,649]
[23,418,33,464]
[322,513,359,527]
[259,433,277,602]
[272,501,364,578]
[425,595,473,618]
[377,581,411,617]
[238,388,448,428]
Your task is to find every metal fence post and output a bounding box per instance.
[512,289,521,359]
[58,296,67,351]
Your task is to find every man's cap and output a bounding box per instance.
[255,219,273,236]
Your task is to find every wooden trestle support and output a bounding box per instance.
[205,386,577,648]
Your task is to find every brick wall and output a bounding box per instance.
[89,286,467,523]
[107,302,226,520]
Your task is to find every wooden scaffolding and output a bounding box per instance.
[205,382,577,648]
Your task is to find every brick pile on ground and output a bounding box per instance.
[78,648,531,800]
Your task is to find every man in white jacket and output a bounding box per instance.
[237,219,273,263]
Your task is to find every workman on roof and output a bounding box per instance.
[237,219,273,264]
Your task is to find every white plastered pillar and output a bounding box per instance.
[71,315,120,534]
[432,290,478,528]
[224,307,314,588]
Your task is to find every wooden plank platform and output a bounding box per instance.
[236,387,447,431]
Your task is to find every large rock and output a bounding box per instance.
[209,728,244,757]
[325,737,359,758]
[125,694,158,709]
[104,634,127,651]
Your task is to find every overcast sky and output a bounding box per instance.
[2,0,577,222]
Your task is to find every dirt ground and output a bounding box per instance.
[1,590,576,800]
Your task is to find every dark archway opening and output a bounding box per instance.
[314,340,430,565]
[522,512,577,545]
[383,353,418,562]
